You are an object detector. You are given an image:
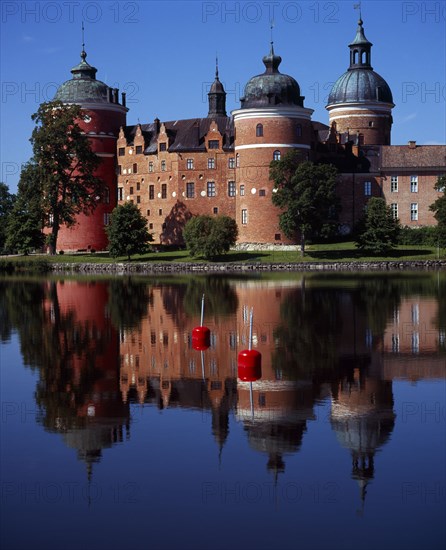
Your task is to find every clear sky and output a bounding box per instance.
[1,0,445,194]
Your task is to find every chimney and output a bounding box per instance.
[113,88,119,104]
[408,140,416,149]
[121,92,126,107]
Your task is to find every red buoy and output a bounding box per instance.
[192,294,210,350]
[238,350,262,381]
[192,326,210,350]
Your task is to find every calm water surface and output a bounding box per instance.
[1,272,445,550]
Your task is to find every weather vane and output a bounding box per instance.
[353,2,362,19]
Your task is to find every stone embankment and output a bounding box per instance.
[50,260,446,274]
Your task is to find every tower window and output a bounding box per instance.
[256,123,263,137]
[273,150,281,161]
[207,181,216,197]
[296,124,302,137]
[186,182,195,198]
[259,189,266,197]
[104,187,110,204]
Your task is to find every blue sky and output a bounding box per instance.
[1,0,445,194]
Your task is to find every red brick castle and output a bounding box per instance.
[53,16,445,251]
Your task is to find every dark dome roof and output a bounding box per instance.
[240,44,304,109]
[327,68,393,105]
[54,50,110,104]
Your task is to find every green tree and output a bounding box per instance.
[106,202,153,260]
[29,100,105,254]
[0,182,16,252]
[430,175,446,248]
[270,153,340,255]
[183,215,238,260]
[5,163,45,254]
[355,197,401,255]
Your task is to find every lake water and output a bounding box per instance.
[1,272,445,550]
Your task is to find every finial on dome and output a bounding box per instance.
[215,54,219,80]
[80,21,87,61]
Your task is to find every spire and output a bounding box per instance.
[262,40,282,74]
[348,11,373,69]
[71,22,97,80]
[207,57,227,117]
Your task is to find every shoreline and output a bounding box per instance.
[48,259,446,274]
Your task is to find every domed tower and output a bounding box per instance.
[52,44,128,252]
[232,43,314,244]
[326,16,394,146]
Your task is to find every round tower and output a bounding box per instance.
[232,44,313,244]
[52,45,128,252]
[326,17,394,146]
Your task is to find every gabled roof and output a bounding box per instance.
[381,145,446,171]
[122,117,234,153]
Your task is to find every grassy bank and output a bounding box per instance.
[1,242,445,273]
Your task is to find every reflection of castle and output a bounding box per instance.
[16,275,444,495]
[37,280,130,477]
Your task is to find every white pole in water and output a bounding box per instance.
[248,307,253,351]
[201,294,205,326]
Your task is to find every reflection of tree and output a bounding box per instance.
[183,276,239,318]
[108,277,153,330]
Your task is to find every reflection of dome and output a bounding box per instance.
[331,414,394,454]
[54,50,111,104]
[240,44,304,109]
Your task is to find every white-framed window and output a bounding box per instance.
[411,175,418,193]
[149,161,153,172]
[412,332,419,354]
[228,157,235,169]
[273,150,281,161]
[236,153,240,167]
[241,209,248,225]
[228,181,236,197]
[390,203,398,219]
[161,160,166,171]
[207,181,216,197]
[364,181,372,196]
[207,158,215,169]
[187,158,194,170]
[240,184,245,196]
[410,203,418,221]
[391,176,398,192]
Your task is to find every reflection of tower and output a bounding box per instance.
[330,368,395,511]
[237,379,316,480]
[37,280,130,479]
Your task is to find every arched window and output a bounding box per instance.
[273,150,281,161]
[296,124,302,137]
[256,123,263,137]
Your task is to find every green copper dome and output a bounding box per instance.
[240,44,304,109]
[54,50,110,104]
[327,18,393,107]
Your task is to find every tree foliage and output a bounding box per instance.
[183,215,238,260]
[270,153,340,254]
[28,101,105,254]
[0,183,16,252]
[355,197,401,255]
[106,202,153,260]
[5,164,45,254]
[430,175,446,247]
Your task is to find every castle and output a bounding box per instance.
[53,16,445,251]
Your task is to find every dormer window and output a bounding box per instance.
[159,143,167,152]
[118,147,125,156]
[208,140,219,149]
[136,145,143,154]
